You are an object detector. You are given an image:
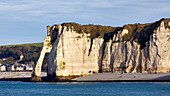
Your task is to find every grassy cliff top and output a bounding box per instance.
[59,18,170,49]
[123,18,170,48]
[61,23,119,39]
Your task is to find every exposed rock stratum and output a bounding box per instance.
[32,18,170,81]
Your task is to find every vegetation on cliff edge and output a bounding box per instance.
[61,23,119,39]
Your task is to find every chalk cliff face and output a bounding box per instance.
[47,25,103,78]
[100,20,170,73]
[32,18,170,80]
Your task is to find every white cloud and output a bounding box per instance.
[0,0,170,45]
[0,0,169,22]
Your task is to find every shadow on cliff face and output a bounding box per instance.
[97,18,170,74]
[98,28,122,73]
[98,42,106,73]
[47,24,65,80]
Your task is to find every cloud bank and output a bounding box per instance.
[0,0,170,45]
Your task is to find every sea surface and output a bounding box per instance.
[0,81,170,96]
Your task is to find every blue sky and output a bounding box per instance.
[0,0,170,45]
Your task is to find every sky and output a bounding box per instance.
[0,0,170,46]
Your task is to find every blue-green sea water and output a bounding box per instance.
[0,81,170,96]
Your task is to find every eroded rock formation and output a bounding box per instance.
[32,26,52,81]
[32,18,170,81]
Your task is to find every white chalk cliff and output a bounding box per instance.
[32,18,170,81]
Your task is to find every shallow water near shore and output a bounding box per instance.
[0,81,170,96]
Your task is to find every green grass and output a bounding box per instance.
[3,42,43,47]
[61,23,117,39]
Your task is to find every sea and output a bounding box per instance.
[0,81,170,96]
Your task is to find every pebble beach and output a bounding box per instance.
[73,73,170,81]
[0,72,46,79]
[0,72,170,82]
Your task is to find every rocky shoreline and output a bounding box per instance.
[0,72,170,82]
